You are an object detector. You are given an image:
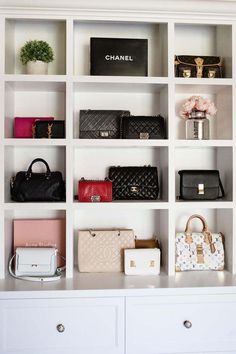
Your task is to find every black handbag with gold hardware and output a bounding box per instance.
[34,120,65,138]
[178,170,225,200]
[175,55,223,78]
[108,166,159,200]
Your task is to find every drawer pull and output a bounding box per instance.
[57,324,65,333]
[183,320,192,329]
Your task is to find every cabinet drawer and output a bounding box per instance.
[0,297,124,354]
[126,295,236,354]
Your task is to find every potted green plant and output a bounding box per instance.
[20,40,54,74]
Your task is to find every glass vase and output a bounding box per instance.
[185,111,209,140]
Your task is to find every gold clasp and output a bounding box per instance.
[47,123,53,139]
[198,184,204,195]
[183,69,191,78]
[194,57,204,78]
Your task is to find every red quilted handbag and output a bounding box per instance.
[78,178,112,202]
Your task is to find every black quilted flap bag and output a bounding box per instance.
[108,166,159,200]
[178,170,225,200]
[121,115,166,139]
[79,110,130,139]
[175,55,223,78]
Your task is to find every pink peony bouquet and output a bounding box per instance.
[180,95,217,119]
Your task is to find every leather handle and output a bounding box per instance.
[185,214,209,234]
[27,158,51,175]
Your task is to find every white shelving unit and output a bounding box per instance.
[0,6,235,285]
[1,2,236,353]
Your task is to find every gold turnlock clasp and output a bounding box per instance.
[198,184,204,195]
[183,69,191,78]
[194,57,204,78]
[140,132,149,139]
[130,260,136,267]
[208,70,216,78]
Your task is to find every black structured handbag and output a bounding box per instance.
[121,115,166,139]
[178,170,225,200]
[108,166,159,200]
[34,120,65,138]
[79,110,130,139]
[175,55,223,78]
[10,158,65,202]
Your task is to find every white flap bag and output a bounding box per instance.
[124,248,161,275]
[9,247,65,282]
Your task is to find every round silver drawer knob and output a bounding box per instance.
[183,320,192,329]
[184,321,192,328]
[57,324,65,333]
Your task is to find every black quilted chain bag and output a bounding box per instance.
[108,166,159,200]
[79,110,130,139]
[121,115,166,139]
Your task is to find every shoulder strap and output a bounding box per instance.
[9,253,66,282]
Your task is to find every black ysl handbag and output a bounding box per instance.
[121,115,166,139]
[175,55,223,78]
[79,110,130,139]
[108,166,159,200]
[10,158,65,202]
[178,170,225,200]
[34,120,65,138]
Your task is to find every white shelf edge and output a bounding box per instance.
[175,201,233,209]
[73,139,169,148]
[174,78,233,86]
[73,201,169,210]
[3,74,67,82]
[4,203,67,210]
[73,75,169,85]
[4,138,67,147]
[175,140,233,147]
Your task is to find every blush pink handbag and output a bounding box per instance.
[14,117,54,138]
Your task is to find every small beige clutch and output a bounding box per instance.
[78,229,135,272]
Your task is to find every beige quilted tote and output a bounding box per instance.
[78,229,135,272]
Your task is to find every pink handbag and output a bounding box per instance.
[14,117,54,138]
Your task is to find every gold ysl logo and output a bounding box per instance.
[47,123,53,139]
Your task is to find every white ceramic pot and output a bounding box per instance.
[26,60,48,74]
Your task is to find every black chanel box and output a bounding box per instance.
[90,38,148,76]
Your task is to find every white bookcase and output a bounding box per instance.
[2,3,236,353]
[0,1,235,289]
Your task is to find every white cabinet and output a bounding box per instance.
[0,297,124,354]
[126,295,236,354]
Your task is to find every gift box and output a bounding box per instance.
[13,219,66,266]
[90,38,148,76]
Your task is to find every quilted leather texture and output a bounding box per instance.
[108,166,159,200]
[78,229,135,272]
[121,115,165,139]
[79,110,130,139]
[78,179,112,202]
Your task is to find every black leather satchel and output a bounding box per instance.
[34,120,65,138]
[108,166,159,200]
[79,110,130,139]
[175,55,223,78]
[10,158,65,202]
[178,170,225,200]
[121,115,166,139]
